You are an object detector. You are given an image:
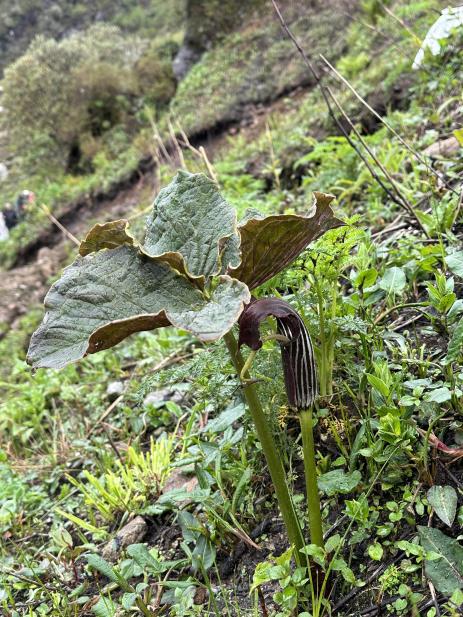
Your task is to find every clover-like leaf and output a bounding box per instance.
[27,245,250,369]
[229,192,342,290]
[143,170,240,280]
[79,219,135,256]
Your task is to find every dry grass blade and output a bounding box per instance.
[40,203,80,246]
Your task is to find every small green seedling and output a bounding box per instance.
[27,170,341,559]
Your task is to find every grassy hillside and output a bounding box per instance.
[3,1,463,615]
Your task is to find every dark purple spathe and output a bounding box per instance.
[238,298,317,410]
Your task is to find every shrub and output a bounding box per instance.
[1,25,150,174]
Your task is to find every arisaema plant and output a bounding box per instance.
[27,170,341,562]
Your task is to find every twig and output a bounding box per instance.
[40,204,80,246]
[323,514,348,539]
[86,394,125,437]
[379,2,422,45]
[428,581,441,617]
[437,458,463,491]
[101,424,124,462]
[332,564,386,613]
[147,350,194,374]
[318,54,458,197]
[175,122,220,185]
[145,108,173,165]
[390,313,425,332]
[372,222,409,238]
[258,587,269,617]
[374,302,428,325]
[333,552,404,614]
[167,118,186,169]
[326,85,420,220]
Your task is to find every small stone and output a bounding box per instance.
[423,136,460,158]
[193,587,207,605]
[162,469,198,499]
[106,381,124,402]
[173,44,202,81]
[102,516,147,561]
[143,384,187,408]
[0,163,8,182]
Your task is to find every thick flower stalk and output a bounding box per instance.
[239,298,324,548]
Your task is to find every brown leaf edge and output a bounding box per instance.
[229,192,344,290]
[79,219,136,256]
[79,218,239,286]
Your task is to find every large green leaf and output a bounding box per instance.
[318,469,362,496]
[447,316,463,364]
[91,597,118,617]
[418,526,463,596]
[27,245,249,369]
[228,192,342,289]
[143,170,240,280]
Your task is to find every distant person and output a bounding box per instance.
[4,190,35,229]
[0,190,35,241]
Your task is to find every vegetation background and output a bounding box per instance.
[1,0,463,615]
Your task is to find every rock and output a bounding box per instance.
[162,468,198,497]
[143,384,187,408]
[101,516,147,561]
[106,381,124,402]
[173,44,202,81]
[0,163,8,182]
[423,136,460,158]
[193,587,208,605]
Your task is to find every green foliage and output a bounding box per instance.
[27,172,338,369]
[0,461,47,534]
[0,0,185,73]
[65,435,174,524]
[182,0,265,53]
[427,485,457,527]
[4,1,463,614]
[418,526,463,596]
[1,24,176,176]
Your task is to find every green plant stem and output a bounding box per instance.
[374,302,428,325]
[316,283,327,397]
[223,331,305,561]
[299,408,324,548]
